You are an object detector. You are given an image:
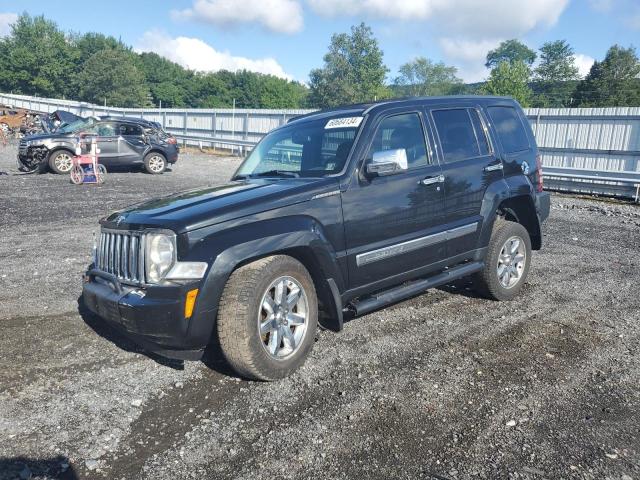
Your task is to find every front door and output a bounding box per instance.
[84,122,119,166]
[342,110,445,290]
[426,106,502,258]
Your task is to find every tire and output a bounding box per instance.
[143,152,167,174]
[474,219,532,301]
[48,150,74,174]
[217,255,318,381]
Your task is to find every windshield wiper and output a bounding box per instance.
[250,170,299,178]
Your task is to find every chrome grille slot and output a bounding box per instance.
[96,230,147,284]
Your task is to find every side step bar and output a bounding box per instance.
[350,262,484,317]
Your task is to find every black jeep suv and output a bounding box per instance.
[18,116,178,174]
[82,96,550,381]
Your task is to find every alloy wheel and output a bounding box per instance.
[148,155,165,173]
[258,276,309,360]
[497,235,527,289]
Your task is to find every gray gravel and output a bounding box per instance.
[0,140,639,480]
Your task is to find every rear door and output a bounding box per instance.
[342,109,446,289]
[426,105,502,258]
[116,123,148,164]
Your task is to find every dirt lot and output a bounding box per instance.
[0,141,639,480]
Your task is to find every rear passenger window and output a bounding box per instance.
[487,106,530,153]
[432,109,485,163]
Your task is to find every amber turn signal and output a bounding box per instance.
[184,288,199,319]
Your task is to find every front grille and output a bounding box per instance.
[18,139,27,156]
[96,230,147,284]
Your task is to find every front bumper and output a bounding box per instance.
[81,270,208,360]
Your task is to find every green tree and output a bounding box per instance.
[535,40,579,82]
[308,23,389,108]
[394,57,464,97]
[76,49,150,107]
[482,60,533,106]
[532,40,580,107]
[0,13,76,97]
[486,39,537,69]
[572,45,640,107]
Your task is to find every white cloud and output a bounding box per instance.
[0,12,18,37]
[438,38,500,82]
[135,31,293,79]
[574,54,595,79]
[307,0,568,39]
[307,0,569,82]
[172,0,303,34]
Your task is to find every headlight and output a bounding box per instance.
[145,233,176,283]
[144,232,208,284]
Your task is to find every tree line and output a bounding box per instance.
[1,14,638,109]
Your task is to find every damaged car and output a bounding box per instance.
[18,117,179,174]
[0,106,29,135]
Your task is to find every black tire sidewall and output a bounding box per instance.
[483,220,532,301]
[244,258,318,379]
[144,152,167,174]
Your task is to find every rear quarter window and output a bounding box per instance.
[487,106,530,153]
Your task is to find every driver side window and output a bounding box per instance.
[370,113,429,169]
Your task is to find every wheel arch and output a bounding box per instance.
[478,178,542,251]
[497,196,542,250]
[188,217,347,346]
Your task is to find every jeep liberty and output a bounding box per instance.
[82,96,550,381]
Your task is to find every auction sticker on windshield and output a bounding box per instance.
[325,117,363,129]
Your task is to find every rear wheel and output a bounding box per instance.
[217,255,318,381]
[48,150,74,174]
[474,219,532,301]
[143,152,167,174]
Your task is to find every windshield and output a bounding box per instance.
[57,117,95,134]
[234,115,363,179]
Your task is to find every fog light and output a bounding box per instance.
[185,288,199,319]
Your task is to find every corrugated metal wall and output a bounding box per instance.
[2,93,639,198]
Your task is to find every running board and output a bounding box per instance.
[350,262,484,317]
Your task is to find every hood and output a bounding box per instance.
[102,177,338,233]
[24,131,74,142]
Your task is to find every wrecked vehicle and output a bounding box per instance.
[82,96,550,381]
[40,110,83,133]
[0,106,28,134]
[18,117,178,174]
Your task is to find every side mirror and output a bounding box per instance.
[366,148,408,177]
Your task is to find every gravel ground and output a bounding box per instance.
[0,141,639,480]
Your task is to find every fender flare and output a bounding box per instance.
[186,216,347,343]
[477,178,511,250]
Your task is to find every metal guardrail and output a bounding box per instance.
[2,92,640,201]
[543,166,640,202]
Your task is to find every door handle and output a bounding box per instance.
[484,162,504,172]
[420,174,445,186]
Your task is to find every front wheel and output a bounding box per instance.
[474,219,532,301]
[217,255,318,381]
[143,152,167,174]
[48,150,74,174]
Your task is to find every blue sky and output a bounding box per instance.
[1,0,639,83]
